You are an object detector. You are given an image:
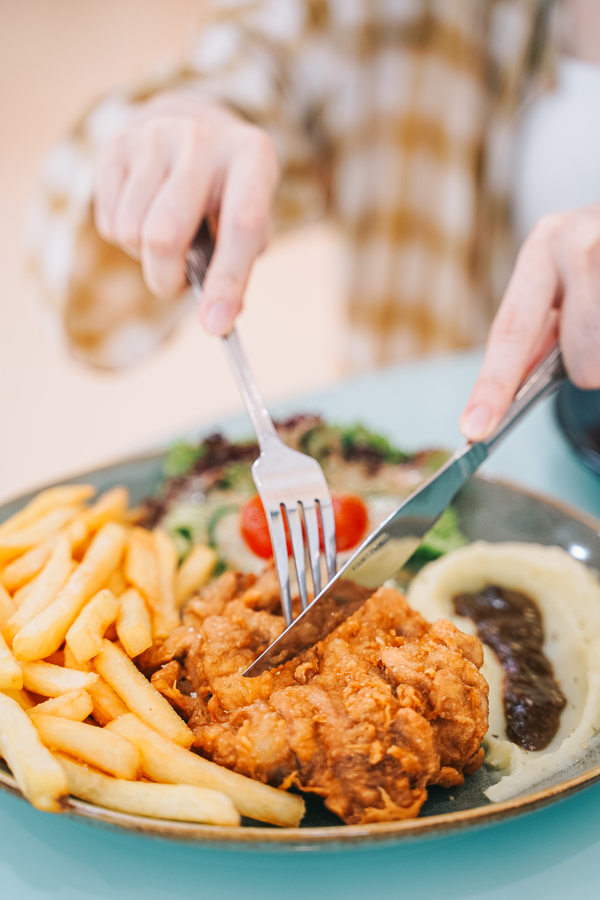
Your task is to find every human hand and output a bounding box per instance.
[93,92,281,334]
[460,205,600,441]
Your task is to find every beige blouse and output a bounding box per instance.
[26,0,556,372]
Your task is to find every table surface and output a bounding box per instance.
[3,348,600,900]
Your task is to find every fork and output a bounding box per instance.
[185,221,337,625]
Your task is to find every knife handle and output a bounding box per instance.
[482,344,566,454]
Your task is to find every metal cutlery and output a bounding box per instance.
[244,343,566,676]
[186,221,337,627]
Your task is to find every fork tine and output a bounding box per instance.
[267,505,293,626]
[302,501,321,598]
[318,497,337,583]
[284,503,309,613]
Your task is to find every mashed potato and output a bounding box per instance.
[406,542,600,802]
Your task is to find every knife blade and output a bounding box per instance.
[244,344,566,676]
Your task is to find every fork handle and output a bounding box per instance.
[185,221,279,451]
[221,328,279,450]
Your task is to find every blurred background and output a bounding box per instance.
[3,0,600,505]
[0,0,345,503]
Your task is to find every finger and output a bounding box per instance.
[460,219,561,441]
[112,147,169,260]
[139,139,213,299]
[199,135,279,335]
[93,135,129,243]
[560,217,600,389]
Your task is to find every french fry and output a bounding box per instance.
[125,507,146,525]
[0,537,56,592]
[93,640,193,748]
[0,485,95,538]
[65,589,119,663]
[69,487,130,557]
[152,529,180,639]
[57,753,240,825]
[107,714,305,827]
[0,631,22,690]
[125,528,160,609]
[20,661,98,697]
[87,678,130,726]
[63,645,90,672]
[78,486,128,532]
[175,544,217,608]
[33,714,140,779]
[0,582,16,628]
[28,689,93,722]
[105,567,127,597]
[0,507,79,566]
[116,588,152,658]
[2,688,36,711]
[4,536,73,645]
[13,522,127,661]
[12,580,33,608]
[63,648,129,726]
[0,693,68,811]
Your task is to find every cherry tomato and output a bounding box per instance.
[324,493,368,552]
[239,494,291,559]
[240,492,368,558]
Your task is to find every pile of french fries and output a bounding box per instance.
[0,484,304,829]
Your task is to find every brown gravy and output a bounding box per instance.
[452,585,567,752]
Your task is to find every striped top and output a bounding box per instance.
[26,0,556,371]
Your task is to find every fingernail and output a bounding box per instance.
[461,405,490,440]
[204,303,230,335]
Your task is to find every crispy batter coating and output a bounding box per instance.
[139,569,488,824]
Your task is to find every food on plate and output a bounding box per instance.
[57,753,241,826]
[12,523,128,661]
[4,536,74,643]
[66,588,120,663]
[144,416,451,574]
[0,483,305,826]
[174,543,217,608]
[0,692,68,811]
[33,713,141,779]
[94,639,194,748]
[139,569,488,825]
[28,689,93,722]
[407,541,600,802]
[116,588,153,658]
[453,586,566,751]
[107,713,305,827]
[0,631,22,690]
[1,427,597,833]
[19,660,98,697]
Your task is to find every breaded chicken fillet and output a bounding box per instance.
[139,569,488,825]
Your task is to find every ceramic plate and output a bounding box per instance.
[1,452,600,850]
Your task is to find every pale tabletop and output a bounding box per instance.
[2,348,600,900]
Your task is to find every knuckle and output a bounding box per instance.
[490,305,525,346]
[231,200,268,241]
[141,215,182,257]
[114,214,140,251]
[529,212,565,246]
[569,222,600,276]
[206,270,245,300]
[472,376,508,404]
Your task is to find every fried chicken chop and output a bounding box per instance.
[139,569,488,825]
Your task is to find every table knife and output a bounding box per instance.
[244,344,566,676]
